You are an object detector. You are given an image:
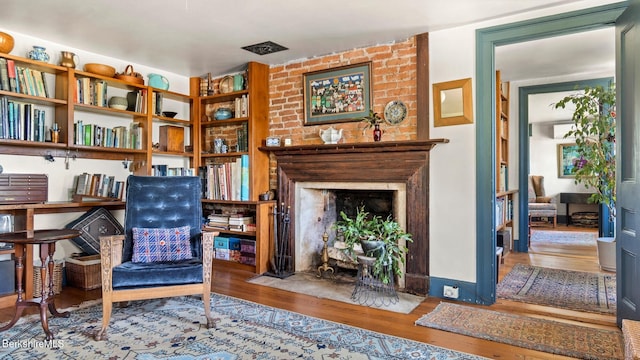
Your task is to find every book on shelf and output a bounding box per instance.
[236,123,248,152]
[240,154,249,201]
[152,165,195,177]
[74,77,109,107]
[73,172,123,201]
[233,95,249,118]
[199,77,207,97]
[0,97,47,141]
[6,59,17,93]
[0,58,9,91]
[206,213,230,231]
[153,92,163,115]
[499,164,507,192]
[74,121,143,149]
[228,214,253,223]
[199,157,246,201]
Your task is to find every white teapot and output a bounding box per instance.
[319,126,343,144]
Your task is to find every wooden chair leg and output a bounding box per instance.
[203,290,215,329]
[95,297,112,341]
[553,215,557,228]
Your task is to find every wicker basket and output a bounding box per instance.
[32,261,63,297]
[65,255,101,290]
[115,64,144,85]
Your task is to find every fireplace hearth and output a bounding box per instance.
[262,140,448,294]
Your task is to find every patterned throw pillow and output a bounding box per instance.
[131,226,192,263]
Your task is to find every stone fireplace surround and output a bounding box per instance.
[264,140,448,295]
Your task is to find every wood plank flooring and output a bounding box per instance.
[1,226,615,359]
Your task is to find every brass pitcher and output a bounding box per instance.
[59,51,78,69]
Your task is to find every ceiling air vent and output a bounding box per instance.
[242,41,288,56]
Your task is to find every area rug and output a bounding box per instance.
[247,271,425,314]
[415,302,624,360]
[497,263,616,314]
[0,294,486,360]
[530,230,597,246]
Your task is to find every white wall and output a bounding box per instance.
[428,0,619,283]
[0,29,191,262]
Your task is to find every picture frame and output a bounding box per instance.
[558,143,580,178]
[303,62,372,125]
[432,78,473,127]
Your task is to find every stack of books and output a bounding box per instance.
[228,214,254,232]
[206,214,229,231]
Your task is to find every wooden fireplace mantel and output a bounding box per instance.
[261,139,449,295]
[259,139,449,156]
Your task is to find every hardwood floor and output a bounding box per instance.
[0,226,615,360]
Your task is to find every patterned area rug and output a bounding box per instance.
[415,302,624,360]
[530,230,597,246]
[0,294,486,360]
[497,263,616,314]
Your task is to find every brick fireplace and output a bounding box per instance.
[264,140,447,294]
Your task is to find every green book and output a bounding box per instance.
[84,124,93,146]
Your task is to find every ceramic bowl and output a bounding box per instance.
[162,111,177,118]
[0,32,15,54]
[108,96,128,110]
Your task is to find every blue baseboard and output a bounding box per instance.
[429,277,477,303]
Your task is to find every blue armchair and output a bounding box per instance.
[95,175,216,341]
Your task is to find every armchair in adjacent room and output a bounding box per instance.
[95,175,216,341]
[528,175,557,227]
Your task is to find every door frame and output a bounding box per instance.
[517,77,614,254]
[475,2,627,304]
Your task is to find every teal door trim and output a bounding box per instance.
[517,77,614,253]
[475,2,627,304]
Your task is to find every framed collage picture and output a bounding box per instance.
[302,62,371,125]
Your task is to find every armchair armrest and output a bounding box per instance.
[201,231,218,286]
[99,235,125,292]
[535,196,555,204]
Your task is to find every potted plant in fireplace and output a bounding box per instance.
[333,206,412,284]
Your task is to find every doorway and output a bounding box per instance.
[474,2,627,304]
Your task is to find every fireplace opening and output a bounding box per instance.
[335,190,394,221]
[294,182,407,287]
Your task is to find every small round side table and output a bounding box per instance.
[0,229,81,340]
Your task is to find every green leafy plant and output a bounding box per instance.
[554,83,616,218]
[360,109,382,133]
[333,206,412,284]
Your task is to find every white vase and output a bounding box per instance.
[597,236,616,272]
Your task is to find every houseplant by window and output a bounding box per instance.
[333,206,412,284]
[554,83,616,220]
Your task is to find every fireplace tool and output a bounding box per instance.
[266,202,292,278]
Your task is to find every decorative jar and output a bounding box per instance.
[373,124,382,142]
[27,46,50,62]
[59,51,78,68]
[213,108,233,120]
